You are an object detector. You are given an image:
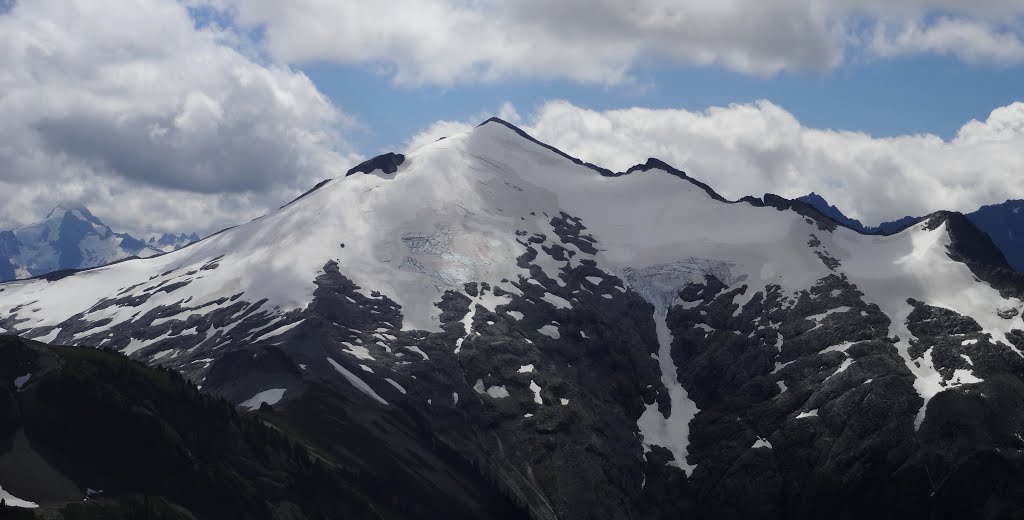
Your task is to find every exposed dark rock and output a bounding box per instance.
[345,152,405,176]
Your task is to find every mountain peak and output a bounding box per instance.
[477,116,516,128]
[45,202,101,225]
[0,205,198,281]
[47,201,89,213]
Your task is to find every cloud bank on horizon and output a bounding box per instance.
[0,0,1022,234]
[409,100,1024,225]
[207,0,1024,85]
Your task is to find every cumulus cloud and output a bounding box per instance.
[0,0,360,236]
[870,18,1024,64]
[203,0,1024,85]
[407,99,1024,225]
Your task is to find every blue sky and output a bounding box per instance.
[1,0,1023,235]
[306,54,1024,155]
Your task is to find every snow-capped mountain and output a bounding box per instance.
[148,232,202,253]
[799,192,1024,272]
[0,204,198,282]
[797,192,918,234]
[3,119,1024,518]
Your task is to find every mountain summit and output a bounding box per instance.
[0,205,199,282]
[3,119,1024,518]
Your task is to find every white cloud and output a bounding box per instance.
[870,18,1024,64]
[402,101,519,152]
[404,120,475,153]
[408,99,1024,225]
[0,0,360,236]
[203,0,1024,86]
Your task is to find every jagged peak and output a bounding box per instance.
[45,202,99,223]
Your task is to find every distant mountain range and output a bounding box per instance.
[798,193,1024,271]
[149,232,202,253]
[0,204,199,282]
[796,193,918,235]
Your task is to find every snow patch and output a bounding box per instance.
[541,292,572,310]
[384,378,407,394]
[252,320,304,343]
[529,380,543,404]
[538,324,560,339]
[825,357,854,381]
[36,328,61,343]
[821,341,855,354]
[239,388,286,410]
[0,484,38,508]
[637,311,699,476]
[455,302,478,354]
[911,348,983,428]
[806,306,852,330]
[327,357,388,405]
[341,342,375,361]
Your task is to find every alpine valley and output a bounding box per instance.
[4,118,1024,519]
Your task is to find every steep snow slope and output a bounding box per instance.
[2,121,1018,361]
[0,124,836,331]
[3,118,1024,519]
